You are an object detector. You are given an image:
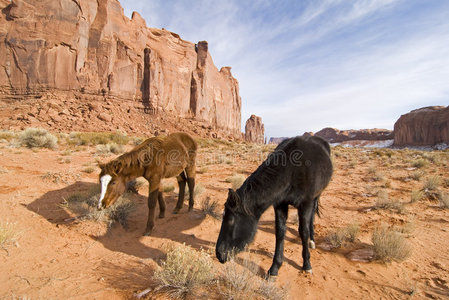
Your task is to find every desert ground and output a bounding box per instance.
[0,131,448,299]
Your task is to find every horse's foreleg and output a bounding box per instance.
[187,177,195,211]
[173,173,186,214]
[299,200,314,273]
[268,204,289,277]
[144,189,159,236]
[158,192,165,218]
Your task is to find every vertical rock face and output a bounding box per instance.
[393,106,449,146]
[0,0,241,137]
[245,114,264,144]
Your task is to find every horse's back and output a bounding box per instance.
[166,132,197,153]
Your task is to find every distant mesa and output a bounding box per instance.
[393,106,449,147]
[244,115,265,144]
[314,128,394,143]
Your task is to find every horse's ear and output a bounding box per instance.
[112,161,123,175]
[227,188,240,208]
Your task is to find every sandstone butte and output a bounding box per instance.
[0,0,242,139]
[393,106,449,147]
[244,114,264,144]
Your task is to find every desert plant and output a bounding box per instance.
[325,224,360,248]
[68,131,129,146]
[0,130,16,141]
[19,128,57,149]
[64,188,135,228]
[153,243,215,299]
[372,225,411,262]
[0,220,19,250]
[439,193,449,209]
[82,166,95,174]
[410,170,424,181]
[444,178,449,188]
[218,254,287,300]
[163,184,175,193]
[410,190,424,203]
[375,190,404,213]
[412,159,427,168]
[95,143,124,156]
[200,197,221,220]
[423,176,440,191]
[226,174,246,190]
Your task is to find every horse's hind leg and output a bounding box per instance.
[185,162,196,211]
[299,198,314,273]
[309,196,319,249]
[173,172,187,214]
[158,191,166,218]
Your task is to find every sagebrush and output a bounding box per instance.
[19,128,57,149]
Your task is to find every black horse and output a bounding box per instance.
[216,135,333,276]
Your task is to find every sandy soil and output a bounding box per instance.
[0,138,448,299]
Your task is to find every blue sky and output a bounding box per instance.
[120,0,449,138]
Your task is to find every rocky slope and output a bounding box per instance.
[0,0,241,138]
[314,128,394,143]
[244,114,264,144]
[394,106,449,147]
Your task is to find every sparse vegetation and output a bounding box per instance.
[423,176,440,191]
[412,159,428,169]
[82,166,95,174]
[372,225,412,262]
[153,243,215,299]
[0,220,19,250]
[410,170,424,181]
[410,190,424,203]
[19,128,58,149]
[325,224,360,248]
[63,187,135,228]
[439,193,449,209]
[0,130,16,141]
[226,174,246,190]
[219,254,287,300]
[68,131,129,146]
[95,143,124,156]
[163,184,175,193]
[374,190,405,213]
[200,197,221,220]
[367,167,384,181]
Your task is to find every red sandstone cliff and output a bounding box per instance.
[393,106,449,146]
[0,0,241,137]
[314,128,393,143]
[244,114,264,144]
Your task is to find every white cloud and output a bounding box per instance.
[119,0,449,138]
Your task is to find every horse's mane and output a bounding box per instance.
[101,136,165,175]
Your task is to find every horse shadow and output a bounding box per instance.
[26,181,213,260]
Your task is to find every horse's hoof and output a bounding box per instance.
[303,268,313,274]
[159,214,165,219]
[172,209,180,214]
[267,274,277,281]
[309,240,316,249]
[143,230,152,236]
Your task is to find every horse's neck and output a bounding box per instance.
[121,164,144,181]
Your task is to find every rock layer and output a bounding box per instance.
[244,114,264,144]
[314,128,393,143]
[0,0,241,137]
[393,106,449,146]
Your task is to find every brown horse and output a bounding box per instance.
[97,132,197,236]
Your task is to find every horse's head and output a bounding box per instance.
[97,162,127,209]
[216,188,257,263]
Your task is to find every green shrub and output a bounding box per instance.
[19,128,57,149]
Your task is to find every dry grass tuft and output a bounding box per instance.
[372,225,412,262]
[422,176,440,191]
[95,143,124,156]
[410,170,424,181]
[325,224,360,248]
[0,130,16,141]
[63,187,135,228]
[68,131,129,146]
[226,174,246,190]
[439,193,449,209]
[374,190,405,213]
[412,159,428,169]
[218,254,287,300]
[19,128,58,149]
[82,166,95,174]
[200,197,221,220]
[153,243,215,299]
[410,190,425,203]
[0,220,20,250]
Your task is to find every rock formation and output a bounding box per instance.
[314,128,394,143]
[244,114,264,144]
[393,106,449,146]
[0,0,241,138]
[268,137,288,144]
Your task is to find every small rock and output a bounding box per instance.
[97,113,112,122]
[346,248,375,262]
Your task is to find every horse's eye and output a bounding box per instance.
[110,181,116,185]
